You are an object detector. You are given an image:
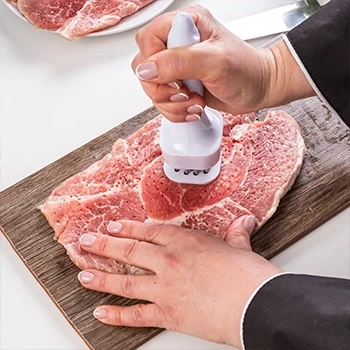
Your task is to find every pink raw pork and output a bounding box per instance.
[40,110,305,274]
[15,0,155,39]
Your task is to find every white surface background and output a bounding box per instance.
[0,0,348,349]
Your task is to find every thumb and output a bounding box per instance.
[134,43,213,85]
[224,215,256,250]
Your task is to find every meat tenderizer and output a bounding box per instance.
[159,12,223,185]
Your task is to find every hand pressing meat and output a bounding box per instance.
[78,216,281,349]
[131,4,316,123]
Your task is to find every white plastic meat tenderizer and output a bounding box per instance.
[159,12,223,185]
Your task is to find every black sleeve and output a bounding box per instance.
[242,274,350,350]
[286,0,349,126]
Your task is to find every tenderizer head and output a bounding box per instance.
[160,106,223,185]
[159,12,224,185]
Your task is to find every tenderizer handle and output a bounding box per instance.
[167,12,210,125]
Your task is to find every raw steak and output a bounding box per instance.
[39,110,305,274]
[57,0,156,40]
[17,0,86,30]
[15,0,155,39]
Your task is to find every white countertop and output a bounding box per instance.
[0,0,348,349]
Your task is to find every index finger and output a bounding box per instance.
[134,4,215,59]
[79,232,164,271]
[107,220,180,246]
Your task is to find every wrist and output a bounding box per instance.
[226,253,282,349]
[259,40,316,109]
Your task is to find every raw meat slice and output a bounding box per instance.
[17,0,86,30]
[40,110,305,274]
[57,0,155,40]
[15,0,155,39]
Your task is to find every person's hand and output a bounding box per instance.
[77,215,281,349]
[131,4,315,123]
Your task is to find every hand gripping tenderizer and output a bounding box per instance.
[159,12,224,185]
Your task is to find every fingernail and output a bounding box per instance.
[187,104,203,114]
[243,216,256,235]
[80,234,96,246]
[186,114,201,122]
[107,222,123,234]
[136,62,159,81]
[170,93,189,102]
[167,81,180,89]
[94,308,108,319]
[78,271,94,283]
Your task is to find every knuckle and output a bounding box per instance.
[149,12,172,32]
[122,239,138,263]
[158,11,173,23]
[98,273,108,289]
[227,230,250,246]
[113,308,122,325]
[230,229,248,240]
[118,221,133,238]
[132,305,146,325]
[164,251,181,269]
[187,3,201,11]
[187,4,210,17]
[135,28,145,46]
[96,235,108,255]
[186,231,206,245]
[169,53,189,78]
[143,224,163,242]
[198,4,210,15]
[121,276,133,297]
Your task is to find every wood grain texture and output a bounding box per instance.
[1,97,349,350]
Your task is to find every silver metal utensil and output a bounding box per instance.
[225,0,324,41]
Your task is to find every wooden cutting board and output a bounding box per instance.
[1,97,349,350]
